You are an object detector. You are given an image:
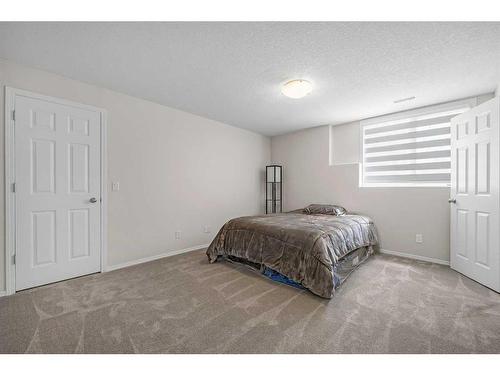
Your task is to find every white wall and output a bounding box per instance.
[0,58,271,292]
[272,94,494,263]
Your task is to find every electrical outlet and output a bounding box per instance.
[111,181,120,191]
[416,234,423,244]
[175,231,181,240]
[204,225,211,233]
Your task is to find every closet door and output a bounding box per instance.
[14,92,102,290]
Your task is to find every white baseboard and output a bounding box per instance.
[0,290,7,298]
[105,244,210,272]
[379,248,450,266]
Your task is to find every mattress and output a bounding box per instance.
[206,212,378,298]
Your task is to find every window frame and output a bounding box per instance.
[358,97,478,188]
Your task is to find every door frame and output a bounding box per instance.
[4,86,108,295]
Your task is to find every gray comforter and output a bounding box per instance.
[206,212,378,298]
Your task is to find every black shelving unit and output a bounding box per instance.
[266,165,282,214]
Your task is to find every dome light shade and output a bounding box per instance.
[281,79,313,99]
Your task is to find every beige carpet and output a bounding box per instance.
[1,249,499,354]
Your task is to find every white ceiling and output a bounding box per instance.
[0,22,499,136]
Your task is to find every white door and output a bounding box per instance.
[15,93,102,290]
[450,96,499,292]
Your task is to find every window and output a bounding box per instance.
[360,100,474,187]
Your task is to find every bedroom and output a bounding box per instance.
[1,1,500,372]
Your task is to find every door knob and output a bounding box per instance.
[89,197,98,203]
[448,198,456,204]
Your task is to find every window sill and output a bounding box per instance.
[359,183,451,188]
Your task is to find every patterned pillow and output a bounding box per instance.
[303,204,347,216]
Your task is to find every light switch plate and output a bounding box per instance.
[416,234,423,243]
[112,182,120,191]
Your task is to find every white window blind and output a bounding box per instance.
[360,105,470,187]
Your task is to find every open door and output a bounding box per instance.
[450,96,499,292]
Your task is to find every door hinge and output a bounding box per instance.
[11,110,16,121]
[12,254,16,265]
[12,182,16,193]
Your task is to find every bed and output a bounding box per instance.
[206,204,378,298]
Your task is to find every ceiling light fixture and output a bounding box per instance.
[281,79,313,99]
[393,96,416,104]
